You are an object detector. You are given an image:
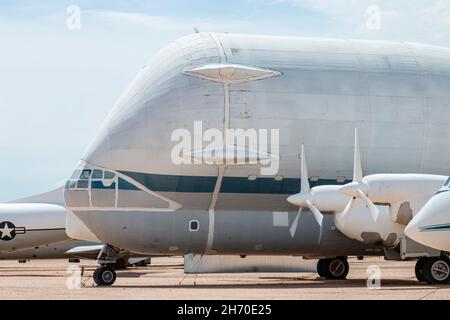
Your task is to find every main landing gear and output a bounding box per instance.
[317,257,350,280]
[415,256,450,284]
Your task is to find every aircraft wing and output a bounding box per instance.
[8,187,65,206]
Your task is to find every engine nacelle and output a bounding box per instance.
[334,201,404,247]
[364,174,446,204]
[310,185,350,212]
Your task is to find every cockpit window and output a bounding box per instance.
[70,169,81,179]
[104,171,115,179]
[77,180,89,189]
[80,170,92,180]
[92,170,103,179]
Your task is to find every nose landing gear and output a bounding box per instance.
[93,244,120,286]
[93,265,117,286]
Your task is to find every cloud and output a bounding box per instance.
[90,10,254,33]
[260,0,450,45]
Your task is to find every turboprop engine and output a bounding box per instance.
[287,129,446,248]
[335,174,445,246]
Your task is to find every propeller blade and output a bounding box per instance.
[290,208,302,238]
[339,197,356,225]
[356,189,380,222]
[300,144,310,192]
[305,200,324,227]
[305,200,324,245]
[353,128,363,182]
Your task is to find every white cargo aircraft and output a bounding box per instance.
[406,181,450,252]
[62,33,450,286]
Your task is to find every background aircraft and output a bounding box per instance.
[403,180,450,284]
[406,180,450,253]
[0,189,149,269]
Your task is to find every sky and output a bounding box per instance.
[1,0,450,201]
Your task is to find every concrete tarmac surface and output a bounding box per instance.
[0,257,449,300]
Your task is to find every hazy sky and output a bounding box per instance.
[1,0,450,201]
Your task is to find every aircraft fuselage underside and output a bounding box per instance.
[72,208,382,257]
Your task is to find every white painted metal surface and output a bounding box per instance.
[184,254,317,273]
[81,33,450,179]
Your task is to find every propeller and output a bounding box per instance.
[339,129,380,222]
[287,145,324,238]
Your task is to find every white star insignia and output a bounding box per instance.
[0,222,14,239]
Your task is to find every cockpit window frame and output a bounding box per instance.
[80,169,92,180]
[70,169,81,180]
[104,171,115,179]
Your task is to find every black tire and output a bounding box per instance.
[317,259,329,278]
[327,257,349,280]
[93,268,103,286]
[415,258,427,282]
[93,266,117,286]
[317,257,349,280]
[423,257,450,285]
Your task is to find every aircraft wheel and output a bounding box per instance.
[93,266,117,286]
[423,257,450,285]
[317,259,328,278]
[415,258,427,282]
[317,257,349,280]
[93,268,102,285]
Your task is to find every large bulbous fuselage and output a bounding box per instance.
[64,33,450,256]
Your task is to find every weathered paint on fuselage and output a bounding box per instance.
[0,203,68,253]
[65,33,450,257]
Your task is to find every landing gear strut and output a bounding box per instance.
[317,257,349,280]
[415,256,450,284]
[93,245,120,286]
[113,258,128,270]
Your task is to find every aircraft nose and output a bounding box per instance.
[404,219,422,244]
[405,218,449,252]
[405,193,450,252]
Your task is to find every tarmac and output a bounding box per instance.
[0,257,449,300]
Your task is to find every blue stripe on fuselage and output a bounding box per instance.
[91,181,116,190]
[419,224,450,232]
[119,171,350,194]
[118,178,140,191]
